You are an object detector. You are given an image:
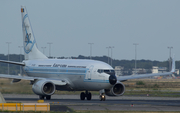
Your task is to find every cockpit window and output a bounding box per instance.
[97,69,103,73]
[97,69,115,74]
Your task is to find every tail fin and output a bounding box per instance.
[21,6,47,60]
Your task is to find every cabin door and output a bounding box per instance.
[87,65,94,80]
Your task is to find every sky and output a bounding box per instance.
[0,0,180,61]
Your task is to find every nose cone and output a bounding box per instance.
[109,75,117,85]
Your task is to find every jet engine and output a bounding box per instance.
[32,80,55,96]
[105,82,125,96]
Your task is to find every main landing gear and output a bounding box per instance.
[39,95,51,100]
[80,90,92,100]
[80,90,106,101]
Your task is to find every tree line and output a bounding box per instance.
[0,54,178,75]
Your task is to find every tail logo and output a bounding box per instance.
[23,14,35,54]
[25,33,32,45]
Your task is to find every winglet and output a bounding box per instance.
[171,56,175,73]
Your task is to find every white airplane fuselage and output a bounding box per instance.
[23,59,114,91]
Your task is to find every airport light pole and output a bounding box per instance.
[6,42,11,75]
[47,42,53,58]
[106,47,110,64]
[168,46,173,71]
[88,43,94,59]
[18,46,23,75]
[133,43,139,74]
[109,46,114,67]
[41,47,46,54]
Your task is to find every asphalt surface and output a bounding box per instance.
[3,94,180,112]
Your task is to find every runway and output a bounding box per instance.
[3,94,180,111]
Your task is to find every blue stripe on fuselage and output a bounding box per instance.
[24,66,87,75]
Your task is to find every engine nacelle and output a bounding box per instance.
[105,82,125,96]
[12,79,21,83]
[32,80,55,96]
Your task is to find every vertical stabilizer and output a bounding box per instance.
[21,6,48,60]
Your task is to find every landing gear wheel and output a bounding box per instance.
[80,91,92,100]
[46,95,51,100]
[39,95,44,100]
[100,95,106,101]
[87,92,92,100]
[80,92,85,100]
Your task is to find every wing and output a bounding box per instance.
[0,74,35,80]
[118,58,175,81]
[0,60,67,86]
[117,72,173,81]
[0,74,67,86]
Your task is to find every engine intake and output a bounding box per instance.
[105,82,125,96]
[32,80,55,96]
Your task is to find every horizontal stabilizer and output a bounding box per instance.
[0,60,25,66]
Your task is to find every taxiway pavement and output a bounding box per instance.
[3,94,180,112]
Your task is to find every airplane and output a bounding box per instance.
[0,6,175,101]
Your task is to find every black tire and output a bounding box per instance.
[99,95,102,101]
[46,95,51,100]
[87,92,92,100]
[39,95,44,100]
[80,92,85,100]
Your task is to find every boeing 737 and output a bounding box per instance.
[0,6,175,101]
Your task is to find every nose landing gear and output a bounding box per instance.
[99,89,106,101]
[100,94,106,101]
[80,90,92,100]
